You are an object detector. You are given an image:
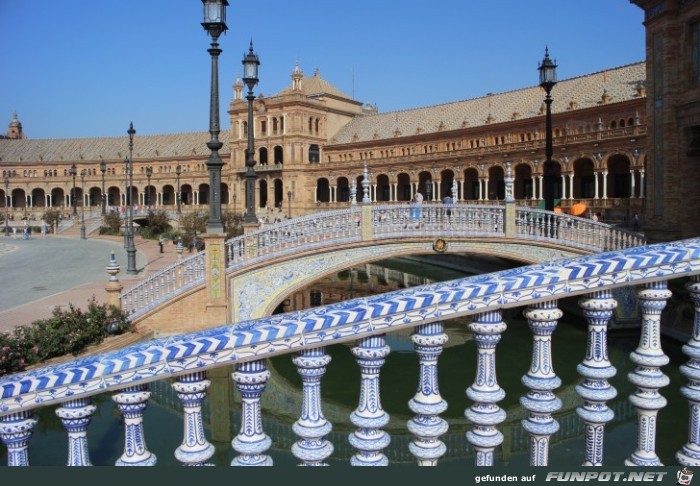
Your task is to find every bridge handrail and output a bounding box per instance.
[225,207,361,270]
[2,237,699,415]
[119,252,206,317]
[515,207,647,251]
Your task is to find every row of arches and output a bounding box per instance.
[314,154,644,203]
[0,183,233,209]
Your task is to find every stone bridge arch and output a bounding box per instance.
[229,239,583,322]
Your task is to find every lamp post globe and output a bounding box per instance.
[538,47,558,212]
[201,0,229,234]
[100,158,107,216]
[242,40,260,224]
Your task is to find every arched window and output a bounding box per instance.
[274,146,284,164]
[259,147,268,165]
[315,118,320,134]
[610,120,617,129]
[309,144,320,163]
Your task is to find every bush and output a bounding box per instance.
[0,297,131,376]
[100,211,122,235]
[141,210,172,240]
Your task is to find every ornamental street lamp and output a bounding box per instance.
[242,40,260,224]
[3,176,9,236]
[69,164,78,216]
[123,156,129,249]
[126,122,137,274]
[100,158,107,215]
[145,166,153,209]
[201,0,229,233]
[538,47,558,212]
[176,164,182,214]
[80,169,86,240]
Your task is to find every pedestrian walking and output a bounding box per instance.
[41,223,47,238]
[632,212,640,232]
[158,236,164,253]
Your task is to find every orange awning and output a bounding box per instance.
[570,203,587,216]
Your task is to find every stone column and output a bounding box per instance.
[560,174,567,200]
[640,170,646,198]
[577,290,617,466]
[538,176,544,200]
[231,360,273,466]
[407,322,448,466]
[630,170,637,198]
[465,310,507,466]
[0,411,37,466]
[568,173,574,200]
[56,397,96,466]
[602,171,608,199]
[521,301,562,466]
[113,385,157,466]
[594,172,599,199]
[677,275,700,465]
[626,282,671,466]
[350,335,391,466]
[173,371,215,466]
[292,347,334,466]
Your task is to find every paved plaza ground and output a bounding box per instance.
[0,233,179,333]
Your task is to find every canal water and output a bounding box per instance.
[11,255,692,466]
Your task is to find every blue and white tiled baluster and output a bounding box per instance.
[55,397,96,466]
[576,290,618,466]
[678,275,700,466]
[521,301,562,466]
[112,385,157,466]
[231,359,273,466]
[625,281,671,466]
[172,372,215,466]
[349,334,391,466]
[465,310,507,466]
[407,322,449,466]
[0,411,37,466]
[292,347,334,466]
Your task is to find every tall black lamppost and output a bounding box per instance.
[80,169,86,240]
[3,176,9,236]
[242,40,260,224]
[145,166,153,209]
[176,164,182,214]
[126,122,137,274]
[201,0,228,233]
[69,164,78,216]
[123,156,129,249]
[538,47,558,212]
[100,158,106,215]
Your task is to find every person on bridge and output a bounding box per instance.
[407,192,423,229]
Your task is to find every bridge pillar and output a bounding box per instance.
[504,202,516,238]
[105,251,123,311]
[360,205,373,241]
[203,233,228,327]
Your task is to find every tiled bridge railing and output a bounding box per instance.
[1,237,698,466]
[120,204,644,318]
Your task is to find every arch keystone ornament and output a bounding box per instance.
[432,238,448,253]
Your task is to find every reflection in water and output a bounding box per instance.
[17,255,689,466]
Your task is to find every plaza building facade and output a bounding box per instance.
[0,59,652,235]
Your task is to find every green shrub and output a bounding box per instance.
[100,211,122,235]
[0,297,131,376]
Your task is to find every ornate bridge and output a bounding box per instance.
[1,233,698,466]
[119,203,644,328]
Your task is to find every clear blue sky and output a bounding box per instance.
[0,1,645,140]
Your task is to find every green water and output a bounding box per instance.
[10,256,693,466]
